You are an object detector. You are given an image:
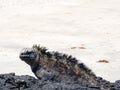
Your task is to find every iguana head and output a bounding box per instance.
[20,48,37,65]
[19,45,47,66]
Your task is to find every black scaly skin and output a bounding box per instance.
[20,45,110,90]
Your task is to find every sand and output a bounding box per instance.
[0,0,120,82]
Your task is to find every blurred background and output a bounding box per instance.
[0,0,120,82]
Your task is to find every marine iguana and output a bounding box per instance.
[20,45,110,89]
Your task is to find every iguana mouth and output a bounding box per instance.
[20,54,31,60]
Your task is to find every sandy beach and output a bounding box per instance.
[0,0,120,82]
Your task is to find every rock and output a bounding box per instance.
[0,73,120,90]
[0,73,99,90]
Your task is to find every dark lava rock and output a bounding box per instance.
[0,73,120,90]
[0,73,99,90]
